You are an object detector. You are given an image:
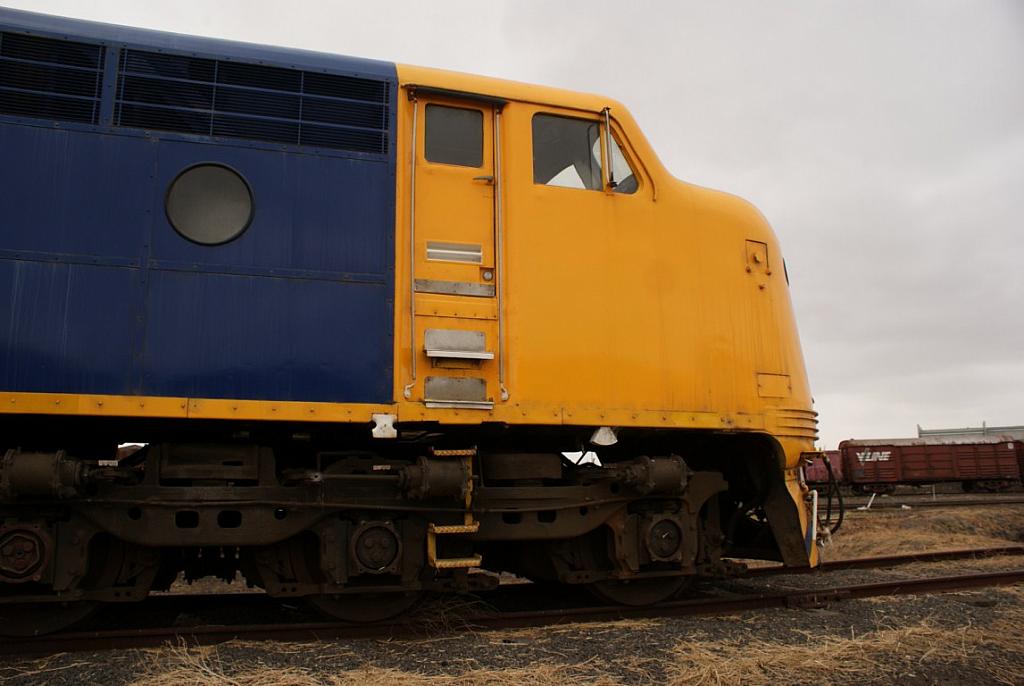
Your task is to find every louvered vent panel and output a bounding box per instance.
[0,32,105,124]
[114,49,389,154]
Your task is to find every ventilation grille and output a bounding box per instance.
[0,31,105,124]
[114,49,390,154]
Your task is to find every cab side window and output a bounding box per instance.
[425,104,483,167]
[532,114,602,190]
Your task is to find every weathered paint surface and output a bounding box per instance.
[840,440,1023,484]
[392,65,816,443]
[0,8,397,404]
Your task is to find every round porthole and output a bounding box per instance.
[165,163,254,245]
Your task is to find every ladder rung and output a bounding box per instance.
[432,555,482,569]
[432,448,477,457]
[429,523,480,535]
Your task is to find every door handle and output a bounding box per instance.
[472,175,494,184]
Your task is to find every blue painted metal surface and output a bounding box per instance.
[0,8,394,82]
[0,9,397,404]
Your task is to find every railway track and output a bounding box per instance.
[748,544,1024,577]
[828,496,1024,511]
[4,545,1023,656]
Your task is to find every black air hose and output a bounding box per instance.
[822,453,844,534]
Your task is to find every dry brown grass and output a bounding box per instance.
[493,618,662,641]
[127,642,319,686]
[125,640,620,686]
[325,662,619,686]
[825,505,1024,559]
[119,608,1024,686]
[0,657,97,683]
[665,613,1024,686]
[121,590,1024,686]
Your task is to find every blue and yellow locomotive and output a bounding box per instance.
[0,8,820,634]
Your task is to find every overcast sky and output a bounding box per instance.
[4,1,1022,448]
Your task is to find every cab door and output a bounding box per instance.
[405,94,502,408]
[415,99,495,291]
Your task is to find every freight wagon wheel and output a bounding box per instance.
[308,590,421,623]
[0,600,99,637]
[587,575,690,607]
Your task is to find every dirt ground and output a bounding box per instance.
[824,504,1024,558]
[2,505,1023,686]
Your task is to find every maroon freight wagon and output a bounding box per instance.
[838,438,1024,494]
[803,450,842,484]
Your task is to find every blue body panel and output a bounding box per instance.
[0,9,397,404]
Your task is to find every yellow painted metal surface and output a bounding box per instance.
[0,392,189,418]
[0,391,393,423]
[392,65,816,445]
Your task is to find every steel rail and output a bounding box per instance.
[746,545,1024,577]
[5,555,1024,656]
[840,497,1024,510]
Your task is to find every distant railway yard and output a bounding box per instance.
[2,500,1022,685]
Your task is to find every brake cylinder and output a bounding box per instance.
[398,456,468,500]
[0,449,85,499]
[620,455,690,494]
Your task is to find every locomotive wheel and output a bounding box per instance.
[0,600,99,637]
[0,532,156,636]
[307,590,421,623]
[587,575,690,606]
